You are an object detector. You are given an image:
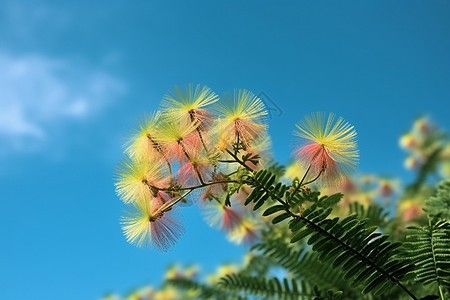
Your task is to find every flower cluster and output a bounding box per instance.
[101,260,248,300]
[106,112,450,300]
[115,84,359,251]
[101,264,200,300]
[399,116,450,177]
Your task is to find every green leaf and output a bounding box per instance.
[403,220,450,291]
[318,193,343,208]
[263,204,286,216]
[425,179,450,221]
[272,212,291,224]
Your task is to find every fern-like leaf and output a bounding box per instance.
[403,220,450,296]
[349,202,389,229]
[253,241,362,295]
[242,169,417,298]
[425,180,450,221]
[219,274,342,300]
[289,206,416,296]
[167,278,243,300]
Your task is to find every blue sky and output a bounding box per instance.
[1,1,449,299]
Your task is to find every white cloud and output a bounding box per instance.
[0,105,44,139]
[0,52,126,154]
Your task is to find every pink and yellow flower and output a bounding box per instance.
[204,199,243,232]
[121,196,185,251]
[378,178,400,197]
[398,199,425,222]
[413,116,432,134]
[227,217,261,246]
[404,155,424,170]
[161,84,218,131]
[175,148,215,186]
[216,89,267,149]
[293,112,359,186]
[124,111,163,161]
[399,133,419,150]
[155,117,202,164]
[115,157,167,204]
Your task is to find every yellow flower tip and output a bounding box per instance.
[164,264,182,280]
[115,157,167,204]
[398,200,425,222]
[216,89,268,148]
[284,162,305,181]
[203,199,243,231]
[164,264,199,280]
[440,143,450,159]
[154,117,204,163]
[163,84,219,111]
[399,133,419,150]
[156,116,200,144]
[404,155,423,170]
[413,116,432,134]
[440,161,450,178]
[184,265,199,278]
[227,217,261,246]
[293,112,359,186]
[154,287,178,300]
[124,111,162,160]
[121,197,185,251]
[128,286,155,300]
[162,84,218,130]
[360,175,375,185]
[378,178,400,197]
[247,134,272,155]
[217,265,239,280]
[101,295,120,300]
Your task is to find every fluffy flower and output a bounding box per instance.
[162,84,218,131]
[216,89,267,149]
[115,157,167,204]
[404,155,424,170]
[293,112,359,186]
[413,116,432,134]
[121,196,185,251]
[204,200,243,231]
[124,112,163,160]
[155,117,202,163]
[128,287,155,300]
[398,199,425,222]
[165,264,199,280]
[154,287,178,300]
[176,153,213,186]
[101,295,120,300]
[378,178,400,197]
[227,217,261,246]
[399,133,419,150]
